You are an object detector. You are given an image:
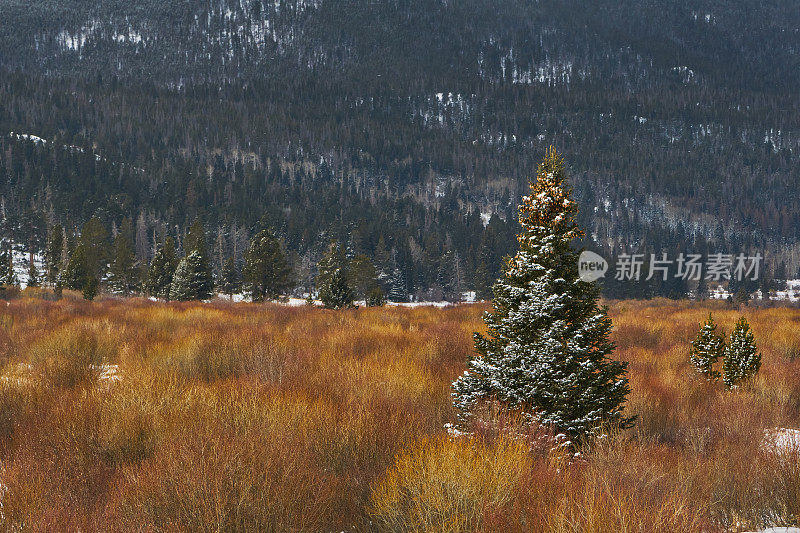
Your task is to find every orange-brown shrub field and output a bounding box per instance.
[0,293,799,531]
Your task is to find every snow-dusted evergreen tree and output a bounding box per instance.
[319,267,355,309]
[387,267,408,302]
[689,313,726,380]
[0,246,17,286]
[315,242,347,291]
[723,316,761,388]
[169,250,214,301]
[147,237,178,300]
[452,147,631,441]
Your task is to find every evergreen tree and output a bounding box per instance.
[366,286,386,307]
[220,257,241,299]
[452,147,631,441]
[387,267,408,302]
[348,254,379,300]
[108,230,139,295]
[147,237,178,300]
[242,229,293,301]
[83,275,99,301]
[315,242,347,291]
[0,246,17,286]
[45,224,64,285]
[180,218,214,295]
[723,316,762,388]
[689,313,726,380]
[78,217,110,279]
[169,250,215,301]
[473,260,493,301]
[61,244,92,292]
[184,218,209,258]
[27,259,40,288]
[319,268,355,309]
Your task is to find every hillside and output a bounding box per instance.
[2,0,800,295]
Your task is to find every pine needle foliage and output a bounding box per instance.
[452,147,632,442]
[723,316,761,388]
[689,313,726,381]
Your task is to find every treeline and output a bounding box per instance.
[8,214,488,304]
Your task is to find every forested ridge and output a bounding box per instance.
[1,0,800,297]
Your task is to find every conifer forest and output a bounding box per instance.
[1,1,800,531]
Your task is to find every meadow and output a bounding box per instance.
[0,292,799,531]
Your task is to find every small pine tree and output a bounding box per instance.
[170,250,214,301]
[689,313,726,380]
[220,257,240,299]
[723,317,761,388]
[366,286,386,307]
[0,247,17,286]
[452,147,631,442]
[242,229,293,301]
[83,275,99,301]
[319,268,355,309]
[27,260,40,288]
[147,237,178,300]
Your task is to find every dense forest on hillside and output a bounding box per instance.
[1,0,800,297]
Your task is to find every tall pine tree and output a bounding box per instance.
[45,224,64,286]
[147,237,178,300]
[108,228,139,295]
[170,250,214,301]
[0,246,17,286]
[452,147,631,441]
[242,229,293,301]
[220,257,241,300]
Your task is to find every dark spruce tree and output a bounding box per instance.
[0,246,17,286]
[319,268,355,309]
[27,260,40,288]
[220,257,241,300]
[108,229,139,296]
[61,244,91,293]
[452,148,632,442]
[242,229,293,301]
[45,224,64,286]
[147,237,178,300]
[169,250,214,301]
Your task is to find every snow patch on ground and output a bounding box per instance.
[763,428,800,454]
[745,527,800,533]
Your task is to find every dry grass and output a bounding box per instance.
[0,296,798,531]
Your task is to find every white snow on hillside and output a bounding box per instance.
[9,248,45,289]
